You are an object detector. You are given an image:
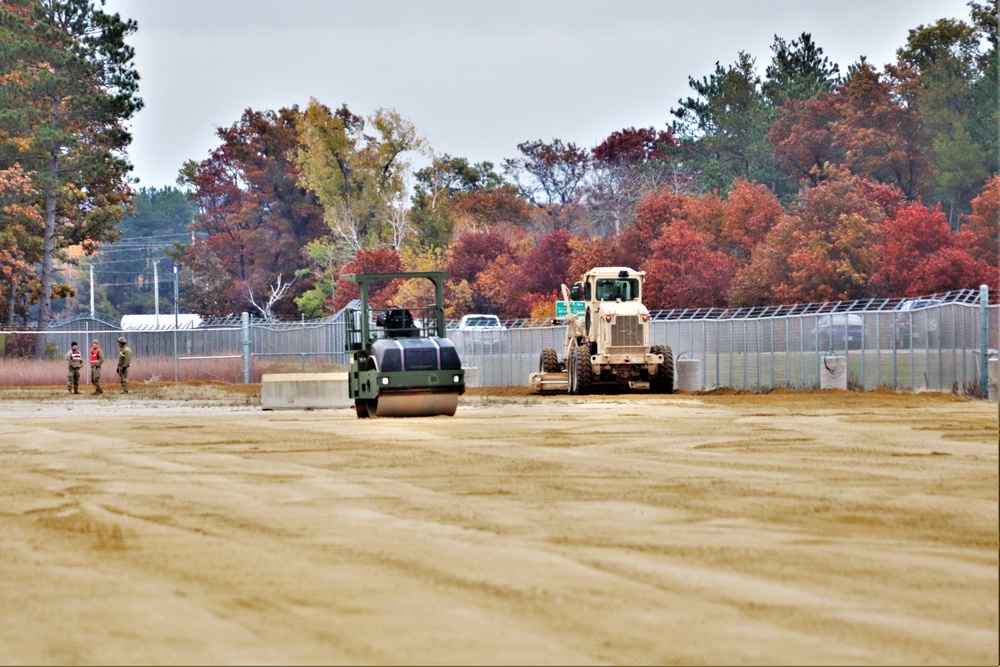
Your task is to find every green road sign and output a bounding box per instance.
[555,301,586,318]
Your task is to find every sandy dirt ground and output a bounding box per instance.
[0,383,997,666]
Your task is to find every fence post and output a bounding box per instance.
[242,311,251,384]
[980,284,989,397]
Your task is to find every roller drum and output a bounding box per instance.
[371,391,459,417]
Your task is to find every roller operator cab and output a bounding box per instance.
[343,271,464,418]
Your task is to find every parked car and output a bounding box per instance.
[455,314,506,353]
[812,313,865,350]
[895,298,943,348]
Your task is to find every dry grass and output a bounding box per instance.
[0,357,348,387]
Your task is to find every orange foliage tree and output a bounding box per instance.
[732,170,905,304]
[959,176,1000,279]
[330,248,403,311]
[641,220,733,309]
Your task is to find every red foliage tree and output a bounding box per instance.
[872,202,956,296]
[959,175,1000,271]
[445,230,513,284]
[466,230,575,319]
[592,126,677,165]
[515,229,575,297]
[831,63,934,198]
[769,92,842,186]
[330,248,403,311]
[677,191,726,243]
[641,219,733,309]
[719,177,785,260]
[566,234,628,283]
[183,107,325,317]
[449,187,534,233]
[472,253,527,319]
[623,189,687,268]
[731,169,905,304]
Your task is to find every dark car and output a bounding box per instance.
[895,299,943,348]
[812,313,865,350]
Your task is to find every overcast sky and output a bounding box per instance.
[101,0,974,190]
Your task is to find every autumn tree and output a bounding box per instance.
[329,247,403,312]
[180,107,325,318]
[445,227,529,316]
[622,188,686,270]
[0,0,141,338]
[956,175,1000,287]
[296,99,424,255]
[502,138,591,232]
[641,220,733,309]
[445,229,513,284]
[514,229,574,299]
[731,169,905,304]
[0,164,43,324]
[566,234,627,285]
[717,177,785,260]
[448,187,533,236]
[831,62,934,199]
[769,92,843,186]
[409,154,527,247]
[888,13,996,223]
[588,126,677,236]
[872,202,961,295]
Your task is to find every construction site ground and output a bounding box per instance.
[1,383,997,666]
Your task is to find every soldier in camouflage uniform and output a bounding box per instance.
[116,336,132,393]
[65,341,83,394]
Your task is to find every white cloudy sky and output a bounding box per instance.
[101,0,974,189]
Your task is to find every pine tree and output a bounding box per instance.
[0,0,141,341]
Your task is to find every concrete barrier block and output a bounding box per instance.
[261,372,352,410]
[676,359,702,391]
[819,355,848,390]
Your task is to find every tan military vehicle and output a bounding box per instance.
[529,267,674,394]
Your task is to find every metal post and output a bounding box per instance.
[980,284,989,397]
[153,260,160,327]
[173,264,179,382]
[242,311,251,384]
[89,266,95,318]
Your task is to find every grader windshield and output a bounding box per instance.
[594,277,639,302]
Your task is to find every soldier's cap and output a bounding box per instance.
[92,339,99,345]
[117,337,127,344]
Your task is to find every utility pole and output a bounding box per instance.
[89,266,95,317]
[173,264,179,382]
[153,260,160,327]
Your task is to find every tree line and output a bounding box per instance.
[0,0,996,327]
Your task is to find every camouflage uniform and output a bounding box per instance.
[117,337,132,393]
[89,340,105,395]
[65,343,83,394]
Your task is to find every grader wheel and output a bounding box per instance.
[649,344,674,394]
[571,342,592,395]
[540,347,561,373]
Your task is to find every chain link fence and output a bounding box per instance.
[2,288,996,394]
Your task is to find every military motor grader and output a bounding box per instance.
[529,267,674,395]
